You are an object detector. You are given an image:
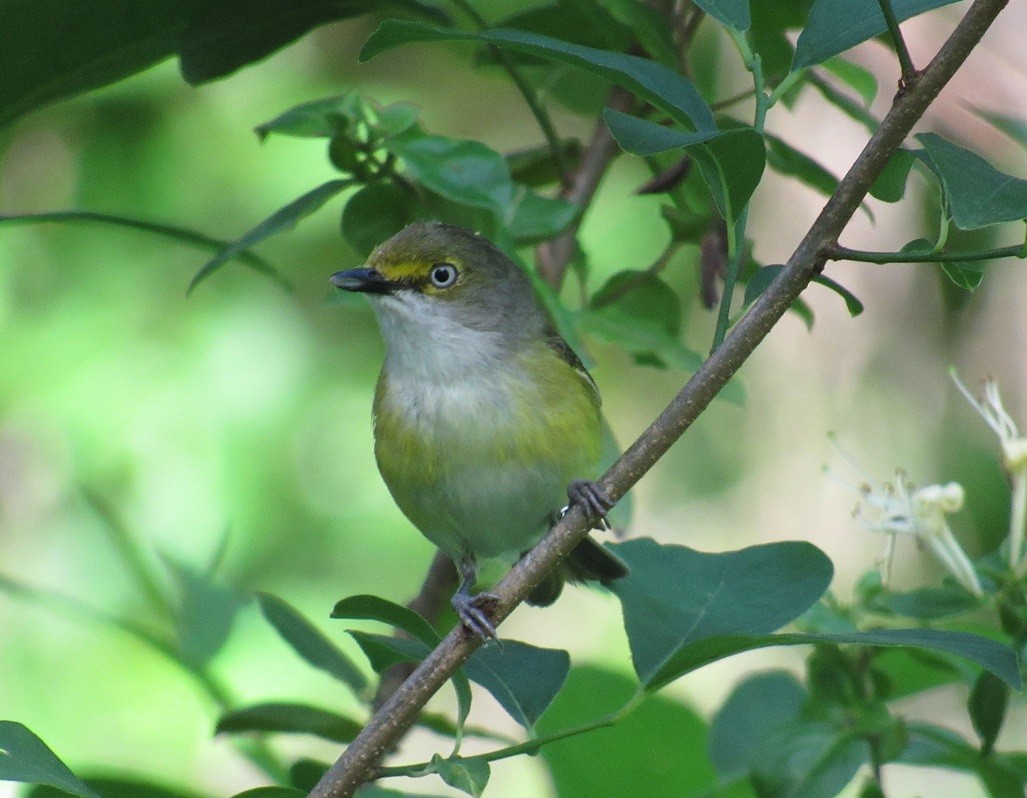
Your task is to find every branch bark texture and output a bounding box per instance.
[309,1,1009,795]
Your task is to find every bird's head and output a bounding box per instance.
[331,222,545,339]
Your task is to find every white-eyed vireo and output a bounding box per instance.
[331,222,627,638]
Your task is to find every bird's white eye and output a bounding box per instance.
[429,263,458,288]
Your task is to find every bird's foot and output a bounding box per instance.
[564,479,614,530]
[452,590,500,641]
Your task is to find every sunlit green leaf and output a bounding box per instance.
[0,722,99,798]
[215,702,364,743]
[361,21,716,131]
[257,593,369,696]
[793,0,962,70]
[917,132,1027,229]
[608,538,833,687]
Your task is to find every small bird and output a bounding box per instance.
[331,221,628,638]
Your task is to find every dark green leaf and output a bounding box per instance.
[331,594,441,646]
[808,73,879,133]
[749,0,811,82]
[28,778,203,798]
[389,134,513,211]
[360,21,716,131]
[179,0,449,84]
[505,187,577,244]
[869,149,916,202]
[431,755,490,798]
[745,265,862,316]
[257,593,369,696]
[537,666,717,798]
[603,108,724,154]
[650,628,1022,692]
[765,133,839,197]
[289,760,328,792]
[917,132,1027,229]
[0,722,99,798]
[596,0,679,67]
[754,727,869,798]
[215,702,363,743]
[693,0,751,31]
[708,671,807,781]
[969,671,1010,755]
[608,538,833,687]
[355,787,448,798]
[814,273,863,315]
[870,648,965,699]
[162,555,247,667]
[940,260,986,291]
[493,0,631,56]
[793,0,962,70]
[578,306,706,375]
[190,180,351,291]
[464,640,570,729]
[869,586,981,619]
[506,141,583,187]
[341,183,418,258]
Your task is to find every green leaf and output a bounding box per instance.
[537,666,718,798]
[596,0,679,67]
[917,132,1027,229]
[257,593,369,696]
[940,260,985,291]
[765,133,839,197]
[869,148,915,202]
[708,671,807,781]
[355,787,449,798]
[162,555,247,667]
[255,94,360,140]
[506,140,583,187]
[0,722,99,798]
[389,134,514,211]
[463,640,570,729]
[793,0,962,70]
[693,0,751,31]
[808,73,879,133]
[604,110,765,220]
[179,0,449,84]
[341,183,418,258]
[360,21,716,131]
[190,180,351,291]
[870,648,965,699]
[230,789,305,798]
[822,57,878,105]
[754,727,869,798]
[215,702,364,743]
[431,754,490,798]
[505,186,577,244]
[578,306,707,377]
[331,594,441,647]
[650,628,1022,693]
[27,778,204,798]
[869,585,981,619]
[744,265,862,316]
[972,107,1027,149]
[607,538,833,687]
[969,671,1010,755]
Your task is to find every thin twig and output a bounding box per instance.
[828,243,1023,264]
[877,0,919,87]
[307,2,1009,795]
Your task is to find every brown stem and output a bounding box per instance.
[308,2,1009,796]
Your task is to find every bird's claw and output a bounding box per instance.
[565,479,613,530]
[452,590,500,640]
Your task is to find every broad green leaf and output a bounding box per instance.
[190,180,351,291]
[900,723,1027,797]
[649,628,1022,692]
[360,21,716,131]
[257,593,369,696]
[749,0,811,81]
[869,585,981,619]
[607,538,833,686]
[596,0,679,67]
[765,133,839,197]
[331,594,441,646]
[822,57,878,105]
[940,260,985,291]
[290,760,329,792]
[162,555,247,667]
[431,754,490,798]
[341,183,418,258]
[537,666,718,798]
[389,134,514,211]
[578,307,707,377]
[968,671,1010,755]
[870,648,965,699]
[754,727,869,798]
[869,148,915,202]
[178,0,449,84]
[0,722,99,798]
[793,0,962,70]
[744,265,863,316]
[215,702,363,743]
[708,671,807,781]
[917,132,1027,229]
[505,186,577,244]
[462,640,570,729]
[493,0,631,57]
[506,140,583,187]
[604,109,765,220]
[693,0,751,31]
[255,94,360,140]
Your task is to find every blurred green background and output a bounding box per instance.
[2,4,1027,797]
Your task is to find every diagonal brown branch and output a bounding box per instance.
[308,0,1009,795]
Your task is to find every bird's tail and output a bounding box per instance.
[526,535,629,607]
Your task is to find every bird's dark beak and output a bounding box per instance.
[330,267,394,294]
